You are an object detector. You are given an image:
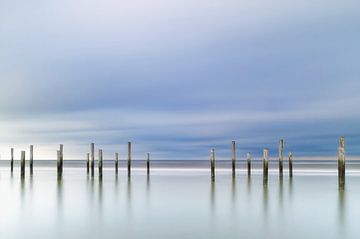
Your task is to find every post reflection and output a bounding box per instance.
[57,178,63,217]
[210,180,215,213]
[231,176,236,209]
[338,187,346,226]
[279,176,284,209]
[262,184,268,220]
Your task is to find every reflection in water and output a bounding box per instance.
[279,177,284,209]
[231,176,236,209]
[338,187,346,226]
[210,180,215,213]
[289,177,293,199]
[263,184,268,220]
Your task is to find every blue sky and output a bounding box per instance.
[0,0,360,160]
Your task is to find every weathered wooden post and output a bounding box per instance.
[231,141,236,177]
[20,151,25,178]
[99,149,103,178]
[57,150,61,178]
[10,148,14,173]
[210,148,215,181]
[263,148,269,183]
[60,144,64,175]
[90,143,95,177]
[128,142,131,176]
[279,139,284,177]
[30,145,34,176]
[115,153,119,175]
[288,152,293,178]
[338,137,345,187]
[147,153,150,176]
[86,153,90,175]
[246,152,251,176]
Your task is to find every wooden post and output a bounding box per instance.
[115,153,119,175]
[99,149,103,178]
[10,148,14,173]
[231,141,236,177]
[30,145,34,176]
[147,153,150,176]
[338,137,345,187]
[128,142,131,176]
[288,152,293,178]
[279,139,284,177]
[210,148,215,181]
[86,153,90,175]
[60,144,63,175]
[246,153,251,176]
[20,151,25,178]
[263,148,269,183]
[90,143,95,177]
[57,150,61,178]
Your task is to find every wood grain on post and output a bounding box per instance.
[210,148,215,181]
[231,141,236,177]
[263,148,269,183]
[128,142,131,176]
[115,153,119,175]
[30,145,34,176]
[10,148,14,173]
[20,151,25,178]
[338,137,345,187]
[246,153,251,176]
[279,139,284,177]
[86,153,90,175]
[99,149,103,178]
[90,143,95,177]
[288,152,293,178]
[147,153,150,176]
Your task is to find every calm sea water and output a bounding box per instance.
[0,160,359,239]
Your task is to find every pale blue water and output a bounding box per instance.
[0,160,359,239]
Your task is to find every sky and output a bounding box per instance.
[0,0,360,160]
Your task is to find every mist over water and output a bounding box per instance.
[1,162,360,239]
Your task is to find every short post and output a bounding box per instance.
[338,137,345,187]
[246,153,251,176]
[288,152,293,177]
[231,141,236,177]
[279,139,284,177]
[20,151,25,178]
[30,145,34,176]
[86,153,90,175]
[57,150,61,178]
[10,148,14,173]
[210,148,215,181]
[99,149,103,178]
[147,153,150,176]
[60,144,64,175]
[128,142,131,176]
[115,153,119,175]
[90,143,95,177]
[263,148,269,183]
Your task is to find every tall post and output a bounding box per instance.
[147,153,150,176]
[231,141,236,178]
[263,148,269,183]
[128,142,131,177]
[86,153,90,175]
[30,145,34,176]
[20,151,25,178]
[90,143,95,177]
[338,137,345,187]
[60,144,63,175]
[288,152,293,178]
[246,152,251,176]
[99,149,103,179]
[115,153,119,175]
[57,150,61,178]
[210,148,215,181]
[10,148,14,173]
[279,139,284,177]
